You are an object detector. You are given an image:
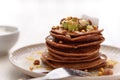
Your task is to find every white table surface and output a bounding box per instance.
[0,0,120,80]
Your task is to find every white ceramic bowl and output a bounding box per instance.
[0,26,19,55]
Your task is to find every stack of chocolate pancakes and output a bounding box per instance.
[42,17,107,70]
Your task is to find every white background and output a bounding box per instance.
[0,0,120,49]
[0,0,120,80]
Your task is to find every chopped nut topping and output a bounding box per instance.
[106,59,117,68]
[56,16,98,32]
[98,71,103,76]
[67,16,72,20]
[56,26,59,29]
[93,25,98,30]
[52,26,56,29]
[81,29,86,32]
[100,67,104,73]
[59,41,63,44]
[106,64,114,68]
[103,68,113,75]
[98,67,113,76]
[29,66,34,71]
[65,34,71,38]
[33,60,40,65]
[52,26,59,29]
[79,19,90,27]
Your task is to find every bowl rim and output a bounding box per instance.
[0,25,19,36]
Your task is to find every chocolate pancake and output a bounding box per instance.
[48,51,100,61]
[46,35,104,49]
[42,55,106,70]
[51,27,103,37]
[47,44,99,57]
[50,30,104,42]
[46,42,100,53]
[42,52,101,63]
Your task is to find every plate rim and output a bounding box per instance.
[9,43,120,79]
[9,43,46,77]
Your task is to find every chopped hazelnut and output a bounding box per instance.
[56,26,59,29]
[52,26,56,29]
[81,29,85,32]
[66,34,71,38]
[100,67,104,73]
[98,68,113,76]
[59,41,63,44]
[98,71,103,76]
[52,26,59,29]
[106,64,114,68]
[67,16,72,20]
[60,18,65,24]
[29,66,34,71]
[93,25,98,30]
[33,60,40,65]
[103,68,113,75]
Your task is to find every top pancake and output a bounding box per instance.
[50,27,104,42]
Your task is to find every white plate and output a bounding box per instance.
[9,43,120,80]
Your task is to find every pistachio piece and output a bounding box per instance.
[62,22,68,29]
[60,17,96,32]
[68,22,78,32]
[75,27,79,31]
[86,25,94,31]
[68,24,75,32]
